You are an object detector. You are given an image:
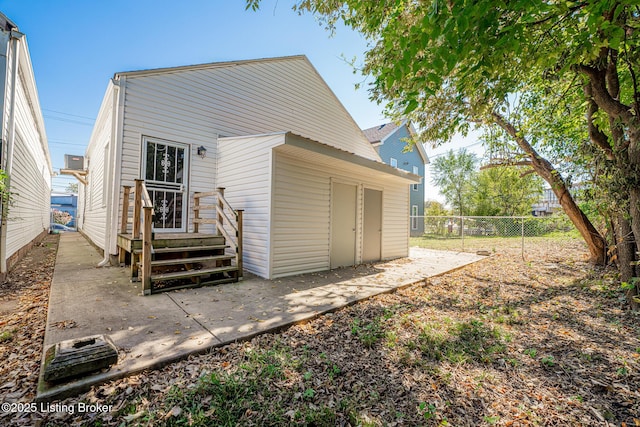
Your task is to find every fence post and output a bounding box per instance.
[461,216,465,252]
[521,216,525,260]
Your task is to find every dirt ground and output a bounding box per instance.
[0,234,58,424]
[1,236,639,426]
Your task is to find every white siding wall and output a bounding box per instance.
[119,56,378,162]
[5,69,50,258]
[382,186,410,259]
[271,153,331,277]
[92,56,391,255]
[271,150,410,278]
[216,134,282,278]
[80,84,113,250]
[119,75,219,239]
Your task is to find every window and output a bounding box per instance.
[412,166,419,191]
[411,205,419,230]
[390,157,397,168]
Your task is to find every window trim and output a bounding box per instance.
[390,157,397,168]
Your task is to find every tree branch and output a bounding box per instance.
[584,82,615,159]
[480,160,533,170]
[575,64,636,125]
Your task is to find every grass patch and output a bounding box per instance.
[0,328,16,343]
[152,343,310,426]
[351,317,384,348]
[410,231,580,253]
[403,319,507,364]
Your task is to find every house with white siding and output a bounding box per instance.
[78,55,419,288]
[0,13,52,278]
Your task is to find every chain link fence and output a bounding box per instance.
[411,215,585,259]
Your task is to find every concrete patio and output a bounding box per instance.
[37,232,486,401]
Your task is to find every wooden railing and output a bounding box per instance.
[121,179,155,294]
[194,187,243,280]
[119,184,243,290]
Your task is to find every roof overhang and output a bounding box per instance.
[218,131,421,183]
[277,132,420,183]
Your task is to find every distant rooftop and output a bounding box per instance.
[0,12,18,33]
[362,122,400,144]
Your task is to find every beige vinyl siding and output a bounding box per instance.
[5,70,50,258]
[271,149,411,278]
[271,153,330,277]
[382,186,410,259]
[216,134,282,278]
[80,84,113,250]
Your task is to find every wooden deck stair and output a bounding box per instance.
[117,181,243,295]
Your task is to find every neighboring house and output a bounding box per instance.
[0,13,52,277]
[51,193,78,227]
[364,121,429,236]
[532,188,561,216]
[78,55,419,280]
[532,185,584,217]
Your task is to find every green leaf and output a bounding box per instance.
[404,99,418,114]
[457,14,469,33]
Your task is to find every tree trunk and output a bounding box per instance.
[614,214,639,309]
[551,184,607,265]
[492,112,607,264]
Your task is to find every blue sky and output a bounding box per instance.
[1,0,480,197]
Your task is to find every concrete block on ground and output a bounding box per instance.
[43,335,118,383]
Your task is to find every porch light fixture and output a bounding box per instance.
[197,145,207,158]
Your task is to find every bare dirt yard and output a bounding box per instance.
[2,235,639,426]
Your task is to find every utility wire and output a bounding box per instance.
[42,108,95,121]
[43,115,93,126]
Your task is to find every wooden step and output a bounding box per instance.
[152,276,239,293]
[141,254,235,267]
[151,235,225,249]
[120,234,226,252]
[133,245,228,254]
[150,266,238,282]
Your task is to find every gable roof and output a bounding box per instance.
[363,121,429,164]
[113,55,381,161]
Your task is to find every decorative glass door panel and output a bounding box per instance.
[143,138,189,232]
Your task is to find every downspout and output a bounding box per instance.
[0,30,22,273]
[97,78,121,266]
